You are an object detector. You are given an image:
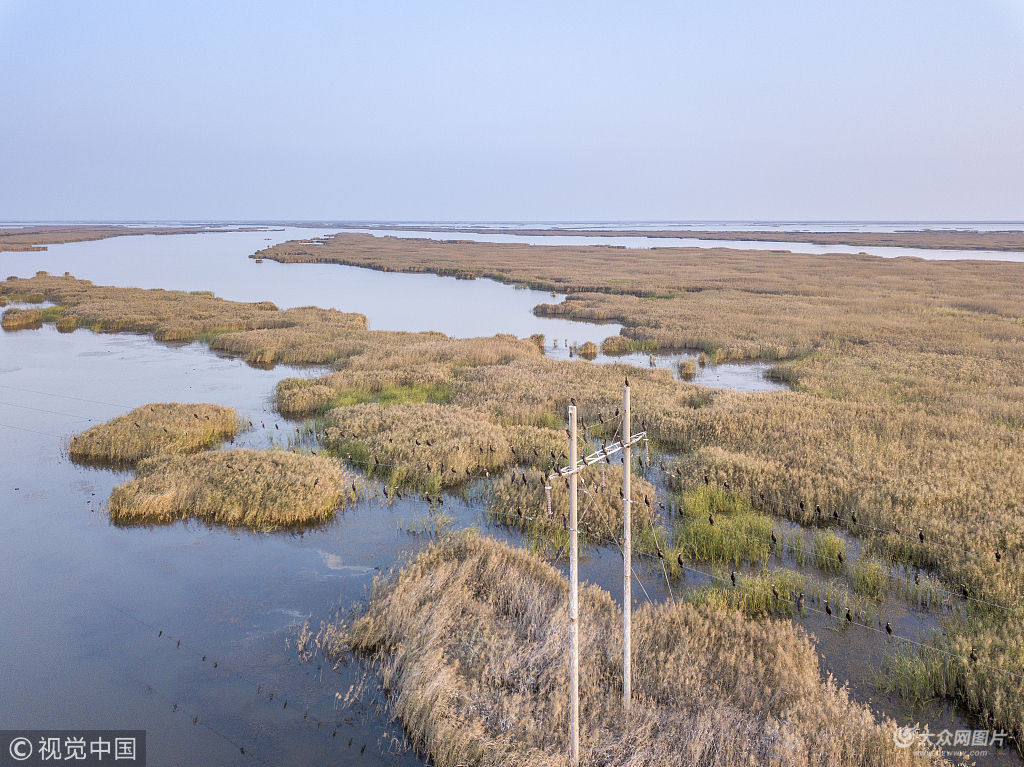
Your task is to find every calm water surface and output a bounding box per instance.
[1,230,1017,764]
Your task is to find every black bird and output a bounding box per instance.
[275,423,279,430]
[838,551,845,565]
[796,592,805,614]
[961,584,970,599]
[426,463,431,472]
[532,447,539,456]
[615,408,620,417]
[708,514,714,526]
[396,490,402,499]
[416,439,421,446]
[194,413,199,419]
[134,421,140,427]
[644,495,651,508]
[825,599,832,617]
[551,450,557,461]
[771,530,777,545]
[489,445,496,453]
[759,492,765,501]
[163,427,168,433]
[799,501,805,511]
[815,504,821,516]
[851,512,858,525]
[313,478,319,487]
[570,397,577,407]
[677,553,685,567]
[425,494,432,504]
[624,376,629,387]
[704,475,709,485]
[659,502,665,510]
[723,481,729,490]
[832,509,839,521]
[970,648,978,663]
[730,570,737,586]
[771,584,779,600]
[919,529,925,543]
[886,622,893,635]
[425,439,433,447]
[618,488,624,499]
[846,608,853,624]
[914,572,921,585]
[996,550,1002,562]
[352,482,357,493]
[656,547,664,559]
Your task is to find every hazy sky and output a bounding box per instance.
[1,1,1022,221]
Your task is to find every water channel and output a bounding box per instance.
[1,229,1018,765]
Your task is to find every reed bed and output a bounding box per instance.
[335,532,940,767]
[67,402,242,465]
[878,609,1024,749]
[108,449,357,530]
[488,464,658,553]
[321,402,566,493]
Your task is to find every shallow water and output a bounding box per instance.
[2,228,780,391]
[338,226,1024,262]
[2,324,1019,764]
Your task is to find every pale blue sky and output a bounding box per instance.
[1,1,1022,221]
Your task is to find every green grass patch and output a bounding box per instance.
[328,383,455,409]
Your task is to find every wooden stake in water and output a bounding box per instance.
[622,383,632,710]
[569,404,580,766]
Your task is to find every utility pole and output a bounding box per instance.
[622,382,631,710]
[568,404,580,766]
[547,397,644,765]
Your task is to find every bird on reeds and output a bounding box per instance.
[961,584,970,599]
[996,550,1002,562]
[771,584,779,600]
[723,481,729,490]
[845,608,853,624]
[919,529,925,543]
[797,592,805,614]
[704,475,709,485]
[824,599,832,617]
[886,622,893,635]
[914,572,921,585]
[677,553,685,567]
[644,495,651,508]
[708,514,714,526]
[970,648,978,663]
[770,530,777,545]
[851,512,858,525]
[799,501,805,511]
[731,570,737,586]
[351,482,357,494]
[838,551,845,565]
[832,509,839,521]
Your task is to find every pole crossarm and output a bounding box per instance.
[547,431,647,481]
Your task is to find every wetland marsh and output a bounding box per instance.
[3,226,1023,765]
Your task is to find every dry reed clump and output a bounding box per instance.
[68,402,242,465]
[488,463,658,550]
[108,449,357,530]
[321,402,566,492]
[339,532,940,767]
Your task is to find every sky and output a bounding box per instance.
[1,0,1022,222]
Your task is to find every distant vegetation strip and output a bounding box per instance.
[349,224,1024,252]
[0,224,270,252]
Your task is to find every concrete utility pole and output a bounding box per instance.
[548,396,644,766]
[568,404,579,766]
[622,382,632,710]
